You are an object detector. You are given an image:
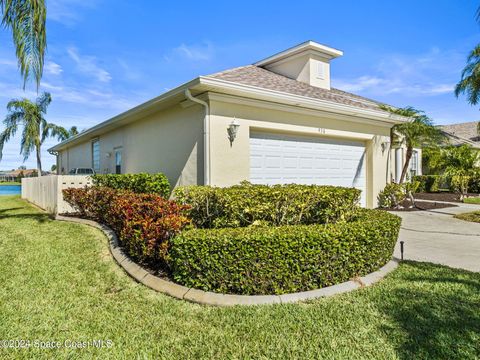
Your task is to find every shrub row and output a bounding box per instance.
[174,182,361,228]
[412,175,442,193]
[91,173,170,197]
[63,187,189,264]
[413,173,480,194]
[170,209,401,295]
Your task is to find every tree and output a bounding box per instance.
[67,126,79,137]
[0,92,67,177]
[380,105,444,184]
[1,0,47,87]
[455,7,480,135]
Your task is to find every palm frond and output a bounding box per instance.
[1,0,47,88]
[42,122,67,143]
[36,91,51,113]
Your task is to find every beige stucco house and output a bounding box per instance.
[49,41,417,208]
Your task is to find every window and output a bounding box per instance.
[114,148,122,174]
[410,150,418,177]
[92,139,100,171]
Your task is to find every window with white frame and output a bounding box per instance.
[92,139,100,171]
[410,150,418,177]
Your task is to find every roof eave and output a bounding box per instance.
[48,77,203,152]
[198,76,407,125]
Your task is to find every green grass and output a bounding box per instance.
[0,181,20,185]
[464,197,480,204]
[454,210,480,223]
[0,196,479,359]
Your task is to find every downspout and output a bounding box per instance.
[185,89,210,185]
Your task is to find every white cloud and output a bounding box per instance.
[0,58,16,67]
[47,0,99,26]
[167,42,215,62]
[67,47,112,82]
[332,48,462,97]
[44,61,63,75]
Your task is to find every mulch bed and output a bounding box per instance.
[386,200,457,212]
[414,192,477,203]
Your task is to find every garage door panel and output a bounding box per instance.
[250,132,366,206]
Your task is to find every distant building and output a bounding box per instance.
[439,121,480,148]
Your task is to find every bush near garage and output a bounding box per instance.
[91,173,170,197]
[170,209,401,295]
[412,175,444,193]
[63,187,189,263]
[173,182,361,228]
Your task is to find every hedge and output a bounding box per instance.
[412,175,444,193]
[413,173,480,194]
[91,173,170,197]
[174,182,361,228]
[170,209,401,295]
[63,187,189,263]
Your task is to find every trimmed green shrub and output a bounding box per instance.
[412,175,443,193]
[91,173,170,197]
[377,183,405,208]
[174,182,361,228]
[170,209,401,295]
[468,170,480,193]
[63,187,189,263]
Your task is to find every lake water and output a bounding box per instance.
[0,185,21,195]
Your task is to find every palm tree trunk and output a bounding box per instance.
[36,144,42,177]
[399,147,413,184]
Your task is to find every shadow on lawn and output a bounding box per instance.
[375,262,480,359]
[0,207,51,223]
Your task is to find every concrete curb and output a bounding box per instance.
[55,215,400,306]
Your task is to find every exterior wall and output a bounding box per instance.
[208,97,392,208]
[57,104,204,188]
[264,53,331,89]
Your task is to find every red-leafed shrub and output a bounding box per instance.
[63,187,190,264]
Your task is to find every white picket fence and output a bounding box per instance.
[22,175,92,214]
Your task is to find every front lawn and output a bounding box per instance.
[464,197,480,205]
[0,196,479,359]
[0,181,20,185]
[454,210,480,223]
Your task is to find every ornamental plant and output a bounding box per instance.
[63,187,190,263]
[91,173,170,197]
[174,182,360,228]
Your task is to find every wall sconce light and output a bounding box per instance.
[105,152,112,158]
[227,119,240,146]
[381,138,391,153]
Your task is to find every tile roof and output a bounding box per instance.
[206,65,386,112]
[439,121,480,144]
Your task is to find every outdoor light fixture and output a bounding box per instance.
[105,152,112,158]
[381,137,391,153]
[227,119,240,146]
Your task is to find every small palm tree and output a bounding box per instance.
[1,0,47,87]
[455,6,480,135]
[380,105,444,184]
[0,92,67,177]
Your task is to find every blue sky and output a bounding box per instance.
[0,0,479,170]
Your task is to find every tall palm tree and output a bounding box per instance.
[0,92,67,176]
[455,6,480,135]
[380,105,444,184]
[1,0,46,87]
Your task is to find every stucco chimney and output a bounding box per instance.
[254,41,343,90]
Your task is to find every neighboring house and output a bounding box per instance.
[49,40,412,208]
[439,121,480,148]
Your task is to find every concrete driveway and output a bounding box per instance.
[393,202,480,272]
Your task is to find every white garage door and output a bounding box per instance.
[250,132,366,206]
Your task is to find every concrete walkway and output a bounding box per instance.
[393,202,480,272]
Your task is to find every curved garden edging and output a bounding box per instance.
[55,215,400,306]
